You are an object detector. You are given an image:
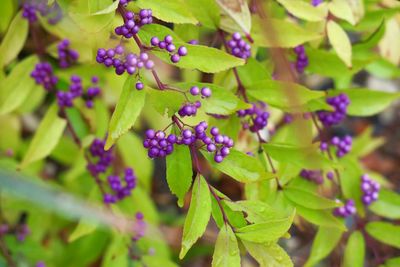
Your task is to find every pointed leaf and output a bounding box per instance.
[366,222,400,249]
[343,231,365,267]
[180,176,211,259]
[0,11,29,67]
[284,186,340,210]
[327,20,352,67]
[369,189,400,219]
[329,0,356,25]
[216,0,251,34]
[186,0,220,29]
[212,225,240,267]
[296,205,346,231]
[243,241,293,267]
[304,226,343,267]
[105,76,146,149]
[277,0,328,21]
[20,104,66,168]
[166,143,193,207]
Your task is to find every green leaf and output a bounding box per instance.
[284,186,340,210]
[117,132,154,191]
[180,176,211,259]
[327,89,400,117]
[212,225,240,267]
[304,226,343,267]
[138,23,183,45]
[366,222,400,248]
[252,18,322,48]
[101,235,129,267]
[166,143,193,207]
[135,0,198,24]
[142,255,179,267]
[235,211,295,243]
[351,126,385,157]
[343,231,365,267]
[296,205,346,231]
[0,56,39,115]
[327,20,352,67]
[329,0,356,25]
[0,0,14,34]
[186,0,220,29]
[173,82,250,115]
[20,104,67,168]
[243,241,293,267]
[236,58,272,87]
[246,79,325,111]
[69,219,98,242]
[105,76,146,150]
[263,143,334,171]
[216,0,251,34]
[277,0,328,21]
[383,257,400,267]
[91,0,119,15]
[146,89,185,116]
[151,44,245,73]
[369,189,400,219]
[202,149,274,183]
[0,11,29,67]
[223,200,279,224]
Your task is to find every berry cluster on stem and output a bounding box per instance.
[177,86,212,117]
[227,32,251,59]
[31,62,58,91]
[57,39,79,68]
[293,45,308,74]
[333,199,356,217]
[237,102,270,132]
[361,174,380,205]
[150,35,188,63]
[115,10,153,39]
[317,93,350,126]
[320,135,352,158]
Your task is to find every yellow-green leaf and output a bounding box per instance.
[212,225,240,267]
[327,20,352,67]
[277,0,328,22]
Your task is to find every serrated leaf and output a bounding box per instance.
[223,200,279,224]
[366,222,400,249]
[180,176,211,259]
[151,43,244,73]
[246,79,325,111]
[212,225,240,267]
[284,186,340,210]
[201,149,274,183]
[329,0,356,25]
[343,231,365,267]
[173,82,250,115]
[277,0,328,21]
[243,241,293,267]
[296,205,346,231]
[369,189,400,219]
[216,0,251,34]
[20,104,66,168]
[135,0,198,25]
[263,143,334,171]
[235,211,295,243]
[166,143,193,207]
[327,20,352,67]
[146,89,185,116]
[186,0,220,29]
[0,56,39,115]
[304,226,343,267]
[0,11,29,67]
[105,76,146,150]
[327,89,400,117]
[252,18,322,48]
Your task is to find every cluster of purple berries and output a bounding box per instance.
[317,93,350,126]
[0,223,30,242]
[361,174,380,205]
[87,139,114,176]
[293,45,308,74]
[57,39,79,68]
[311,0,324,6]
[132,212,146,241]
[144,122,234,163]
[150,35,188,63]
[300,169,324,184]
[237,102,270,132]
[103,168,137,204]
[31,62,58,91]
[96,46,154,75]
[227,32,251,59]
[115,10,152,38]
[22,1,61,24]
[178,86,212,117]
[333,199,356,218]
[320,135,352,158]
[119,0,132,6]
[56,75,101,108]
